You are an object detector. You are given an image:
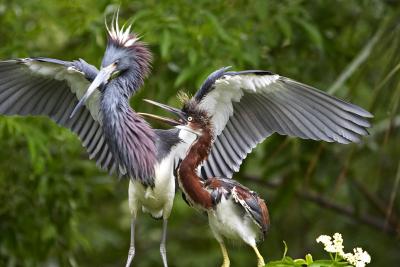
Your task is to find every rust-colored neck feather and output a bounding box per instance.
[178,127,213,209]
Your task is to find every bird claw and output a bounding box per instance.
[257,258,265,267]
[125,247,135,267]
[221,259,230,267]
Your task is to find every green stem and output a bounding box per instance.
[329,253,334,261]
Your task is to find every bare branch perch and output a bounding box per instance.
[243,174,399,236]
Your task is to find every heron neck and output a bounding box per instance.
[101,87,157,186]
[178,127,213,209]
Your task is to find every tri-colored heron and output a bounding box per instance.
[0,15,193,267]
[139,66,372,266]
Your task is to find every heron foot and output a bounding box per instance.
[160,219,169,267]
[218,241,230,267]
[160,243,168,267]
[221,258,230,267]
[125,247,135,267]
[257,257,265,267]
[251,245,265,267]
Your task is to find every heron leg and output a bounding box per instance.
[126,180,138,267]
[160,219,168,267]
[251,245,265,267]
[125,217,136,267]
[218,241,230,267]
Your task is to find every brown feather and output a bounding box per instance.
[257,197,270,237]
[178,126,214,209]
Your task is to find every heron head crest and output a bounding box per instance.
[99,10,152,96]
[181,99,212,133]
[105,11,139,48]
[177,91,191,104]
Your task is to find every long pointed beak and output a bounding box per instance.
[138,112,201,136]
[143,99,187,121]
[175,125,202,136]
[141,99,201,136]
[70,63,117,118]
[138,112,181,126]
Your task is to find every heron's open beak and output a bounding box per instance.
[70,63,117,118]
[142,99,187,122]
[139,112,201,136]
[175,125,202,136]
[138,112,181,126]
[141,99,202,136]
[139,99,185,126]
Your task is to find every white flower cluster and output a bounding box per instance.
[316,233,371,267]
[343,248,371,267]
[316,233,344,254]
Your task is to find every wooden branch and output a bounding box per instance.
[350,176,400,234]
[243,174,399,236]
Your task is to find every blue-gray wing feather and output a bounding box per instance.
[0,58,125,177]
[198,69,372,179]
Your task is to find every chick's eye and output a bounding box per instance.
[187,116,193,122]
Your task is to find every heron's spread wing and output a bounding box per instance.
[0,58,124,176]
[198,68,373,179]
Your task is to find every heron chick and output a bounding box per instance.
[141,98,270,267]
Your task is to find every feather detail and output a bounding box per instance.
[105,10,139,48]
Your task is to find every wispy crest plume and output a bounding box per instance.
[105,9,139,47]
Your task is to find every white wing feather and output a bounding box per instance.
[198,70,371,180]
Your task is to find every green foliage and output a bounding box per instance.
[266,238,361,267]
[0,0,399,266]
[267,257,353,267]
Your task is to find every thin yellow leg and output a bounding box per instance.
[218,241,230,267]
[251,245,265,267]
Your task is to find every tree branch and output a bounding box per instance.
[243,174,399,236]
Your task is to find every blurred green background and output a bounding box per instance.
[0,0,399,266]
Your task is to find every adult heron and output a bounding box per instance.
[0,15,193,267]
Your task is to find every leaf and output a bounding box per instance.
[188,48,198,66]
[202,10,233,43]
[266,260,295,267]
[309,260,352,267]
[306,254,314,265]
[295,18,323,50]
[174,66,197,87]
[160,30,171,60]
[41,224,57,241]
[293,259,307,265]
[276,15,293,43]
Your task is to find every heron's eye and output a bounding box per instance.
[187,116,193,122]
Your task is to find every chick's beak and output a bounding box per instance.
[138,112,181,126]
[141,99,202,136]
[143,99,187,122]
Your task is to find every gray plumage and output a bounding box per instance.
[0,16,184,267]
[155,128,181,162]
[191,67,373,180]
[0,31,162,186]
[0,58,120,175]
[100,81,156,185]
